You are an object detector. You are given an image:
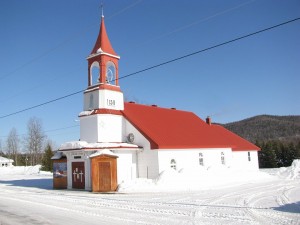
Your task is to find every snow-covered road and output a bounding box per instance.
[0,172,299,225]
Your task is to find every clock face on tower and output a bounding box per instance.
[106,62,116,84]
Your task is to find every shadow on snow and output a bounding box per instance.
[272,201,300,214]
[0,178,53,190]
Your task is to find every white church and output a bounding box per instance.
[53,14,260,192]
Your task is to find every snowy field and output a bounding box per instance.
[0,162,299,225]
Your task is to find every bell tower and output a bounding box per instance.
[80,13,124,143]
[87,14,120,88]
[83,13,124,112]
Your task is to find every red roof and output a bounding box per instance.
[122,102,260,151]
[90,16,117,56]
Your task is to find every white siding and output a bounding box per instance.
[137,149,159,179]
[83,89,124,111]
[97,114,123,142]
[80,115,98,142]
[157,148,232,174]
[80,114,123,143]
[232,151,259,171]
[122,118,159,179]
[114,150,137,184]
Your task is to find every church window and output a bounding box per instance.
[248,152,251,161]
[221,152,225,165]
[170,159,177,170]
[89,94,94,110]
[199,153,204,166]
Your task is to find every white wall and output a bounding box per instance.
[231,151,259,170]
[157,148,232,173]
[80,115,98,142]
[114,150,137,184]
[80,114,123,143]
[83,89,124,111]
[122,118,159,179]
[97,114,123,142]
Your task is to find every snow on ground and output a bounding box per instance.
[0,162,299,225]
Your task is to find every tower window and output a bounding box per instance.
[170,159,177,170]
[199,153,204,166]
[248,152,251,161]
[91,66,100,85]
[106,61,116,84]
[89,94,94,110]
[221,152,225,165]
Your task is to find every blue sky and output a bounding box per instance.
[0,0,299,149]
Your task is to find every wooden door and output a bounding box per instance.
[72,162,85,189]
[98,162,111,192]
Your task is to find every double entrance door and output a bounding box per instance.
[72,162,85,189]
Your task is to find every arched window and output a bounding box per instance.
[106,61,116,84]
[199,153,204,166]
[90,61,100,86]
[170,159,177,170]
[221,152,225,165]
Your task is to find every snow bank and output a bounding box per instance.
[0,165,43,175]
[118,166,274,193]
[277,159,300,180]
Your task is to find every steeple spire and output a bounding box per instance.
[89,13,118,57]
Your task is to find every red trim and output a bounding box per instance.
[99,84,121,91]
[92,109,122,115]
[85,84,121,92]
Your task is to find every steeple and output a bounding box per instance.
[90,16,118,57]
[86,13,120,88]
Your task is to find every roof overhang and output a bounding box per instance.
[58,141,142,152]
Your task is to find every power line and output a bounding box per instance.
[0,125,79,138]
[0,90,84,119]
[0,1,143,82]
[0,17,299,119]
[119,17,300,81]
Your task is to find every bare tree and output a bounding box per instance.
[6,128,20,165]
[0,138,4,156]
[24,117,46,166]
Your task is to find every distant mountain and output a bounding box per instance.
[221,115,300,143]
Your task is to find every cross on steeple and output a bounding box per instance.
[101,2,104,17]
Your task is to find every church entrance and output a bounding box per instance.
[72,162,85,189]
[91,155,118,192]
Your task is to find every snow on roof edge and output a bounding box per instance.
[59,141,140,151]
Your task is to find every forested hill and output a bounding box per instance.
[222,115,300,143]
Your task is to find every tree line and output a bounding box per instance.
[0,117,53,171]
[256,140,300,168]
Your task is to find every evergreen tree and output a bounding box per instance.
[259,141,277,168]
[42,143,54,171]
[295,141,300,159]
[286,142,296,166]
